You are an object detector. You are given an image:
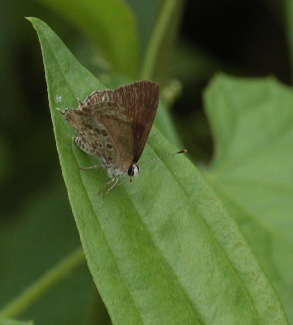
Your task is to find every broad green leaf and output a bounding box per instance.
[29,18,288,325]
[205,75,293,322]
[36,0,139,78]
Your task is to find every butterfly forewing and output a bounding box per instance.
[113,81,160,162]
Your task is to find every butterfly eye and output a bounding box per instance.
[128,164,140,177]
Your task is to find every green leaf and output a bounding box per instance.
[36,0,139,78]
[29,18,288,325]
[205,74,293,322]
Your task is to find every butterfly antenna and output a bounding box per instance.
[140,149,187,165]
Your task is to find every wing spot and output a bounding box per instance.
[106,143,113,150]
[85,123,93,130]
[101,129,108,137]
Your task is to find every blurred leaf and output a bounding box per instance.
[0,180,95,325]
[36,0,139,78]
[126,0,162,55]
[0,315,33,325]
[205,74,293,322]
[29,17,288,325]
[140,0,184,83]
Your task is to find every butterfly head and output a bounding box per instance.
[127,163,140,178]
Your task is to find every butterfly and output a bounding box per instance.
[60,81,160,195]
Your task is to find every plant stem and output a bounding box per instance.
[140,0,180,80]
[1,247,85,318]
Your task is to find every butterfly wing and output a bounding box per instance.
[113,81,160,162]
[63,101,134,174]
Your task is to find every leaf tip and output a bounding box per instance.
[25,16,34,22]
[25,17,43,28]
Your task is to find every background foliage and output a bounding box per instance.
[0,0,293,324]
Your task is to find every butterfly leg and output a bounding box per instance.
[101,176,123,197]
[97,178,115,196]
[116,177,128,187]
[98,177,121,196]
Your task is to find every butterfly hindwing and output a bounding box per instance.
[63,102,134,173]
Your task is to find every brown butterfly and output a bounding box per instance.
[60,81,161,195]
